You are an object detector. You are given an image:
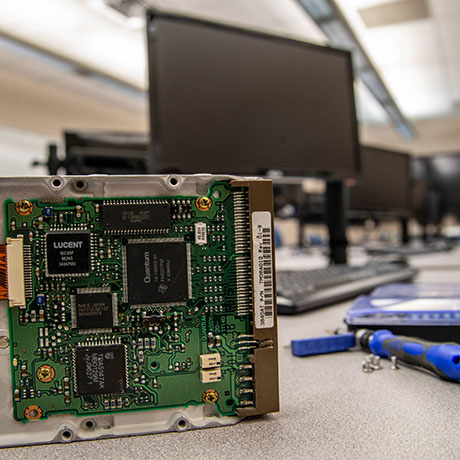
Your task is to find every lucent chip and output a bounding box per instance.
[74,345,126,396]
[45,231,91,276]
[124,240,190,306]
[71,289,117,331]
[102,202,170,233]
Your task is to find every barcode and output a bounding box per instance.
[252,212,274,329]
[261,228,273,318]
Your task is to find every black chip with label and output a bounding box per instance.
[125,241,189,306]
[74,345,126,396]
[102,202,170,233]
[45,231,91,276]
[74,291,114,331]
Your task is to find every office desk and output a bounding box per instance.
[4,253,460,459]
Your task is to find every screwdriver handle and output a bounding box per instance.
[368,329,460,381]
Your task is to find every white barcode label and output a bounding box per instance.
[195,222,207,245]
[252,211,274,329]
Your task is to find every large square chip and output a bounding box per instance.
[124,240,190,307]
[45,231,91,276]
[74,345,126,396]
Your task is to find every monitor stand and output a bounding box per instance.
[401,217,409,245]
[325,179,348,265]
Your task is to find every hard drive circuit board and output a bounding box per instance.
[4,181,258,422]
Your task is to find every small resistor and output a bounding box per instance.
[99,238,104,248]
[59,213,64,224]
[39,310,45,322]
[95,203,100,213]
[14,389,20,401]
[38,216,44,229]
[76,205,82,219]
[28,231,34,242]
[207,332,215,348]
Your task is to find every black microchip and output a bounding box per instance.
[45,232,91,276]
[74,291,114,331]
[125,241,189,306]
[102,203,170,233]
[74,345,126,396]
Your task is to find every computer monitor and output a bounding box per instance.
[64,131,152,175]
[146,11,360,178]
[350,145,412,218]
[425,153,460,219]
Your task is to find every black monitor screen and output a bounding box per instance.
[147,12,360,177]
[350,145,411,217]
[426,153,460,218]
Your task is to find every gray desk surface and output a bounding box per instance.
[4,251,460,459]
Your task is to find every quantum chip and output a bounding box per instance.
[74,345,126,396]
[45,231,91,276]
[102,202,170,233]
[72,289,116,331]
[125,240,190,306]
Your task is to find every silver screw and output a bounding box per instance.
[362,359,373,373]
[370,354,383,371]
[390,356,399,370]
[0,336,9,349]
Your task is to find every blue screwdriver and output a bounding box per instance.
[291,329,460,382]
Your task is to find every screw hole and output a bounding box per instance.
[75,180,86,190]
[150,361,159,370]
[61,430,72,440]
[452,355,460,365]
[84,420,94,429]
[177,419,188,430]
[213,189,221,199]
[168,176,179,187]
[226,398,234,407]
[52,178,62,188]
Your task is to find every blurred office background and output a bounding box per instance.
[0,0,459,244]
[1,1,459,167]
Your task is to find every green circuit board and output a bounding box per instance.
[5,181,255,422]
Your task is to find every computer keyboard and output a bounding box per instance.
[277,261,418,314]
[365,239,455,256]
